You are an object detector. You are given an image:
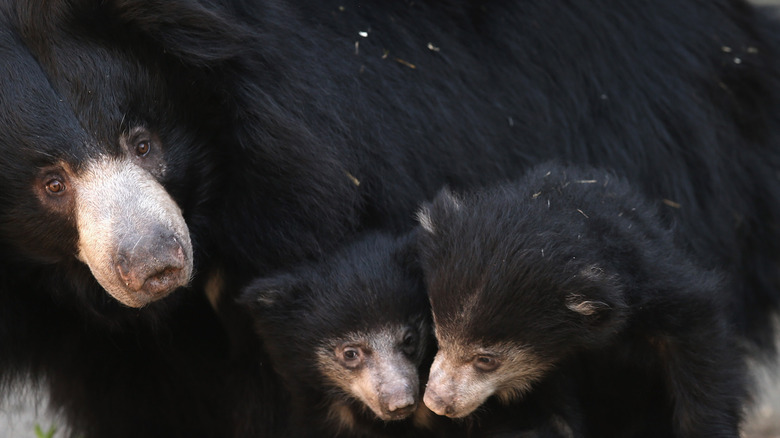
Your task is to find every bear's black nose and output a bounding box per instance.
[380,387,417,420]
[115,229,189,300]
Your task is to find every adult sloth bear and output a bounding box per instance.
[0,0,778,437]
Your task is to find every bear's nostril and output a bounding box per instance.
[381,388,417,419]
[385,403,415,419]
[115,254,137,287]
[114,234,189,297]
[387,398,414,412]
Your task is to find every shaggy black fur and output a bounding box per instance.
[0,0,776,436]
[418,163,747,437]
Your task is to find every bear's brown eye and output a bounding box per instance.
[45,178,66,194]
[135,140,151,157]
[342,347,363,368]
[474,355,501,372]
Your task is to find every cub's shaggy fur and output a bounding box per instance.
[418,164,746,437]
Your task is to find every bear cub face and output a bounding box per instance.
[417,163,745,437]
[416,164,640,418]
[242,232,434,433]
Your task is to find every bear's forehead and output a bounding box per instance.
[15,23,169,147]
[434,336,526,360]
[0,51,114,173]
[320,323,421,350]
[0,39,157,164]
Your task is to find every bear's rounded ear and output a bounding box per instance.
[100,0,251,66]
[565,295,612,317]
[565,265,627,327]
[239,272,306,315]
[416,187,463,236]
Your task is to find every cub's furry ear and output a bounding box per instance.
[416,187,463,236]
[239,272,309,321]
[564,265,628,332]
[565,295,612,316]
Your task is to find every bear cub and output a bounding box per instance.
[241,232,443,438]
[416,163,746,437]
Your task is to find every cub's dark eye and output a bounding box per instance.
[341,347,363,369]
[474,355,501,373]
[45,178,66,194]
[401,332,417,355]
[135,140,151,157]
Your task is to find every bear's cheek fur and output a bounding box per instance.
[72,156,192,307]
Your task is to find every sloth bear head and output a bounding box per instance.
[416,175,631,418]
[242,232,434,429]
[0,0,240,309]
[0,0,360,314]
